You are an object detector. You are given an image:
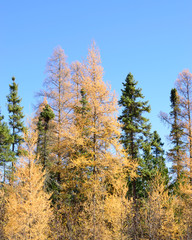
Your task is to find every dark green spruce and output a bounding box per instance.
[6,77,25,169]
[118,72,151,239]
[37,104,57,196]
[37,104,55,169]
[118,72,151,193]
[0,112,15,183]
[162,88,186,185]
[142,130,169,189]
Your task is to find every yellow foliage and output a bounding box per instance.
[177,177,192,238]
[47,42,136,239]
[4,130,53,240]
[143,173,181,239]
[0,188,5,239]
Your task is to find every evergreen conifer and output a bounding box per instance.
[118,72,151,239]
[7,77,25,161]
[37,104,55,169]
[0,113,15,183]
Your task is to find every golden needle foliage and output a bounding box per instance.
[143,173,182,240]
[0,188,5,240]
[176,70,192,177]
[5,42,192,239]
[44,46,72,162]
[4,130,52,240]
[177,177,192,238]
[49,42,135,239]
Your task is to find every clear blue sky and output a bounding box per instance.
[0,0,192,155]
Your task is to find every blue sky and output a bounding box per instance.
[0,0,192,155]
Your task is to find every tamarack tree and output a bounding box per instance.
[38,46,72,187]
[51,42,134,240]
[4,129,52,240]
[175,70,192,180]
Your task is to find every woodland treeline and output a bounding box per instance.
[1,42,192,239]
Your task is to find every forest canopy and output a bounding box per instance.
[0,42,192,239]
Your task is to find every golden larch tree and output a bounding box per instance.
[143,173,182,239]
[69,42,133,240]
[178,176,192,239]
[4,129,53,240]
[51,42,134,240]
[176,69,192,179]
[0,187,6,240]
[41,46,72,183]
